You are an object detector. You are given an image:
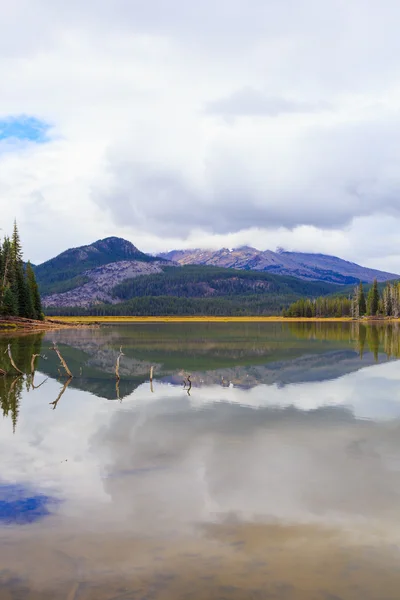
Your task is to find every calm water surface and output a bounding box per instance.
[1,322,400,599]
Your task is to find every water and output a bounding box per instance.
[1,322,400,599]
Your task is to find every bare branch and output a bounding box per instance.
[52,343,73,378]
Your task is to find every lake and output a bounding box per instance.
[1,321,400,599]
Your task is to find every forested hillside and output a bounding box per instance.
[0,223,43,319]
[45,266,342,316]
[35,236,160,295]
[112,265,339,300]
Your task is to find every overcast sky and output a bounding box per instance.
[1,1,400,270]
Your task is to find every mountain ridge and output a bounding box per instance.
[34,237,399,313]
[158,246,398,284]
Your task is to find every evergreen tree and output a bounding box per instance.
[0,222,43,320]
[11,220,23,264]
[358,282,366,316]
[26,262,43,320]
[367,279,380,316]
[1,286,18,316]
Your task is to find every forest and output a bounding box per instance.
[284,280,400,318]
[0,222,43,320]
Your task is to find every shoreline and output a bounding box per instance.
[0,316,96,333]
[46,316,398,324]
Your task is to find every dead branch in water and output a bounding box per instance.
[115,346,124,380]
[0,367,5,377]
[52,343,73,378]
[31,353,41,375]
[49,377,72,410]
[4,344,23,375]
[150,365,154,393]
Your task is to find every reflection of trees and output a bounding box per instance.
[0,375,23,432]
[288,321,400,360]
[0,333,45,431]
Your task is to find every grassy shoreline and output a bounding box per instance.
[48,315,393,324]
[0,316,94,332]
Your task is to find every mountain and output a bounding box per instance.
[158,247,399,285]
[35,236,168,297]
[35,237,397,315]
[43,263,342,314]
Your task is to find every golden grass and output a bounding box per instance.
[50,315,357,323]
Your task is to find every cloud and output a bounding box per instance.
[205,87,332,118]
[1,0,400,270]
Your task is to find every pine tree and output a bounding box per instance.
[11,220,23,264]
[0,222,43,320]
[1,285,18,316]
[358,282,366,316]
[26,262,43,320]
[367,279,379,316]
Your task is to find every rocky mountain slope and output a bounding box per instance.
[42,259,169,308]
[159,247,399,284]
[35,237,399,311]
[35,236,161,296]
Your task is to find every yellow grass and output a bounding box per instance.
[50,315,356,324]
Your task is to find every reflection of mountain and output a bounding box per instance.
[2,322,400,411]
[166,349,392,389]
[35,323,398,399]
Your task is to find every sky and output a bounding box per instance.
[1,1,400,270]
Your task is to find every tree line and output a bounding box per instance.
[0,222,43,319]
[284,279,400,319]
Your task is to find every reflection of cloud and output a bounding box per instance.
[89,364,400,533]
[2,361,400,534]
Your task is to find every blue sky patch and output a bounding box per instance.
[0,483,59,525]
[0,115,51,143]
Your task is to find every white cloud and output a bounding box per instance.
[1,0,400,270]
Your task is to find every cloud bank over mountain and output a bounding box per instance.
[1,0,400,271]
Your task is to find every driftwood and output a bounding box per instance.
[49,377,72,410]
[52,343,73,378]
[115,346,124,380]
[5,344,23,375]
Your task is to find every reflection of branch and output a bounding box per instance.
[32,377,48,390]
[5,344,23,375]
[52,343,73,378]
[116,378,121,401]
[9,375,21,396]
[49,377,72,410]
[185,375,192,396]
[115,346,124,380]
